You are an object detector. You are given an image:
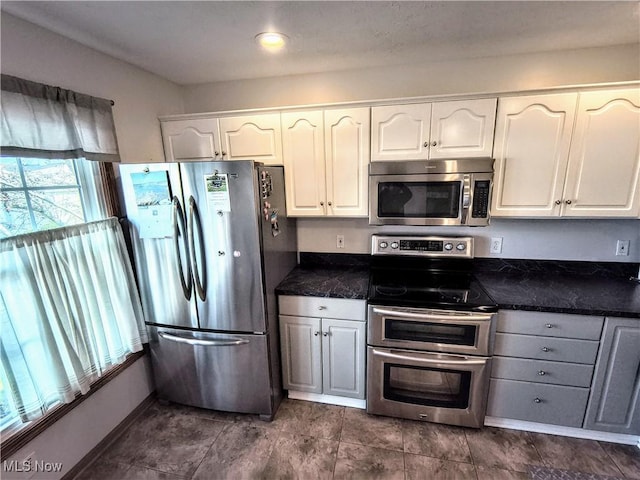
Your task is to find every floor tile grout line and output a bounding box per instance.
[597,440,632,479]
[182,419,232,480]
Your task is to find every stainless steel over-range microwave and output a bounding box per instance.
[368,158,494,226]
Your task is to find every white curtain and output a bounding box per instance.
[1,74,120,162]
[0,218,146,422]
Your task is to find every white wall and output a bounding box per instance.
[297,218,640,263]
[183,43,639,112]
[1,13,185,164]
[3,357,153,480]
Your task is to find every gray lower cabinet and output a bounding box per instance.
[279,296,366,399]
[583,317,640,435]
[488,310,604,428]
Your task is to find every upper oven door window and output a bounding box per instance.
[377,180,461,218]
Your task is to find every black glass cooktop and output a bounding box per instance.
[368,259,498,313]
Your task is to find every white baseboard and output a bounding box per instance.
[286,391,366,409]
[485,416,640,447]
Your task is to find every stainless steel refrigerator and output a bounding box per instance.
[118,160,296,420]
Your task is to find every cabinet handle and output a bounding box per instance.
[322,332,329,337]
[545,323,553,328]
[221,151,227,157]
[218,251,225,256]
[431,141,437,147]
[565,199,572,205]
[318,306,327,310]
[533,397,542,404]
[328,201,332,206]
[320,201,324,206]
[555,200,562,205]
[541,347,550,352]
[314,331,319,336]
[423,141,429,148]
[537,370,546,376]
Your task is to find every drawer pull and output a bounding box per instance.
[533,397,542,404]
[541,347,551,352]
[537,370,546,376]
[318,306,327,310]
[314,331,320,336]
[545,323,553,328]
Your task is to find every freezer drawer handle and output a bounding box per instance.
[158,331,249,347]
[172,196,192,300]
[188,195,207,301]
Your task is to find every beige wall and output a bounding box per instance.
[183,44,639,112]
[1,13,184,164]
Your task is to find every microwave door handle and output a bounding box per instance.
[371,348,488,366]
[371,307,492,323]
[461,175,471,225]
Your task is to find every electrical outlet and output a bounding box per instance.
[616,240,630,256]
[336,235,345,249]
[490,237,503,254]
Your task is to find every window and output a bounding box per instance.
[0,157,99,238]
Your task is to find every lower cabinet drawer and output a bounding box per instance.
[494,333,599,364]
[279,295,366,321]
[491,357,594,388]
[487,379,589,428]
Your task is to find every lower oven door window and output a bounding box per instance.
[384,363,471,409]
[385,319,477,346]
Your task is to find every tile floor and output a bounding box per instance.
[76,398,640,480]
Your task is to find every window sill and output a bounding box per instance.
[0,349,146,461]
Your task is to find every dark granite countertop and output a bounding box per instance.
[275,254,640,319]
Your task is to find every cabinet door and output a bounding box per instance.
[563,89,640,217]
[281,110,327,216]
[371,103,431,161]
[322,319,366,399]
[219,113,283,165]
[279,315,322,394]
[324,108,370,217]
[160,118,221,162]
[491,94,577,217]
[430,98,497,159]
[584,317,640,434]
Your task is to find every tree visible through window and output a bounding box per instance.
[0,158,87,238]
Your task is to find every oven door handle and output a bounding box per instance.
[371,307,492,323]
[371,348,488,366]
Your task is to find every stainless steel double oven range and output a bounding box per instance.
[366,235,497,428]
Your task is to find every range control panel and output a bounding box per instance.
[371,235,474,258]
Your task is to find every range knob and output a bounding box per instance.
[379,241,388,249]
[456,243,467,251]
[390,242,399,249]
[444,242,454,251]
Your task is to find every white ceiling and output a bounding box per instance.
[2,1,639,86]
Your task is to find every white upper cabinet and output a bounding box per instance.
[493,89,640,218]
[161,118,222,162]
[282,108,370,217]
[324,108,370,217]
[492,93,577,217]
[563,89,640,217]
[371,98,497,162]
[218,113,283,165]
[371,103,431,161]
[281,111,326,216]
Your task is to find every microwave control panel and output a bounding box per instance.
[371,235,474,258]
[472,181,491,218]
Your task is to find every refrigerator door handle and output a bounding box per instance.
[188,195,207,301]
[158,331,249,347]
[172,196,192,300]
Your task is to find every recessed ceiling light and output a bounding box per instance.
[255,32,288,52]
